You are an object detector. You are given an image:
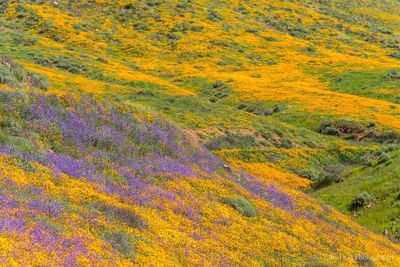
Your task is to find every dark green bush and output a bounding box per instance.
[388,53,400,59]
[202,81,232,103]
[318,120,365,137]
[279,139,293,149]
[172,22,189,33]
[222,197,257,217]
[351,192,373,211]
[33,55,87,74]
[208,9,223,21]
[377,131,400,144]
[190,25,203,32]
[312,172,340,189]
[297,168,319,181]
[124,3,135,10]
[212,81,225,88]
[320,126,340,137]
[93,202,146,229]
[167,33,181,40]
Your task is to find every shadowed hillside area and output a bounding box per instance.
[0,0,399,266]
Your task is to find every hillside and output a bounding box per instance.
[314,149,400,240]
[0,0,400,266]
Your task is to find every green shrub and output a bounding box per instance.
[93,202,146,229]
[0,57,49,89]
[312,172,340,189]
[279,139,293,149]
[28,73,49,90]
[134,23,149,31]
[354,254,375,267]
[167,33,181,40]
[205,133,256,150]
[385,69,400,80]
[318,120,365,137]
[208,9,223,21]
[1,117,22,134]
[212,81,225,88]
[102,230,136,258]
[190,25,203,32]
[222,197,257,217]
[0,64,22,88]
[202,81,232,103]
[351,192,373,211]
[297,168,319,181]
[377,153,390,164]
[172,22,189,33]
[388,53,400,59]
[377,131,400,144]
[33,55,87,74]
[124,3,135,10]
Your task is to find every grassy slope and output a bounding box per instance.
[313,150,400,235]
[0,0,399,265]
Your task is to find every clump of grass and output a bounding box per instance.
[222,197,257,217]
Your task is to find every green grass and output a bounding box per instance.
[313,149,400,235]
[321,69,400,103]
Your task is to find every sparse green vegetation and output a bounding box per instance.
[222,197,257,217]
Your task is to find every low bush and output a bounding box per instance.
[202,81,232,103]
[33,55,87,74]
[190,25,203,32]
[134,23,149,31]
[0,63,22,88]
[278,139,293,149]
[167,33,181,40]
[0,56,48,90]
[102,230,136,258]
[317,120,400,144]
[222,197,257,217]
[93,202,146,229]
[318,120,365,137]
[388,52,400,59]
[208,9,223,21]
[124,3,135,10]
[350,192,373,211]
[312,172,340,189]
[205,133,257,150]
[354,254,375,267]
[236,103,283,117]
[385,69,400,80]
[1,117,22,134]
[28,73,49,90]
[377,131,400,144]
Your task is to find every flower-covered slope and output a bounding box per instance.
[0,0,399,266]
[0,89,398,266]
